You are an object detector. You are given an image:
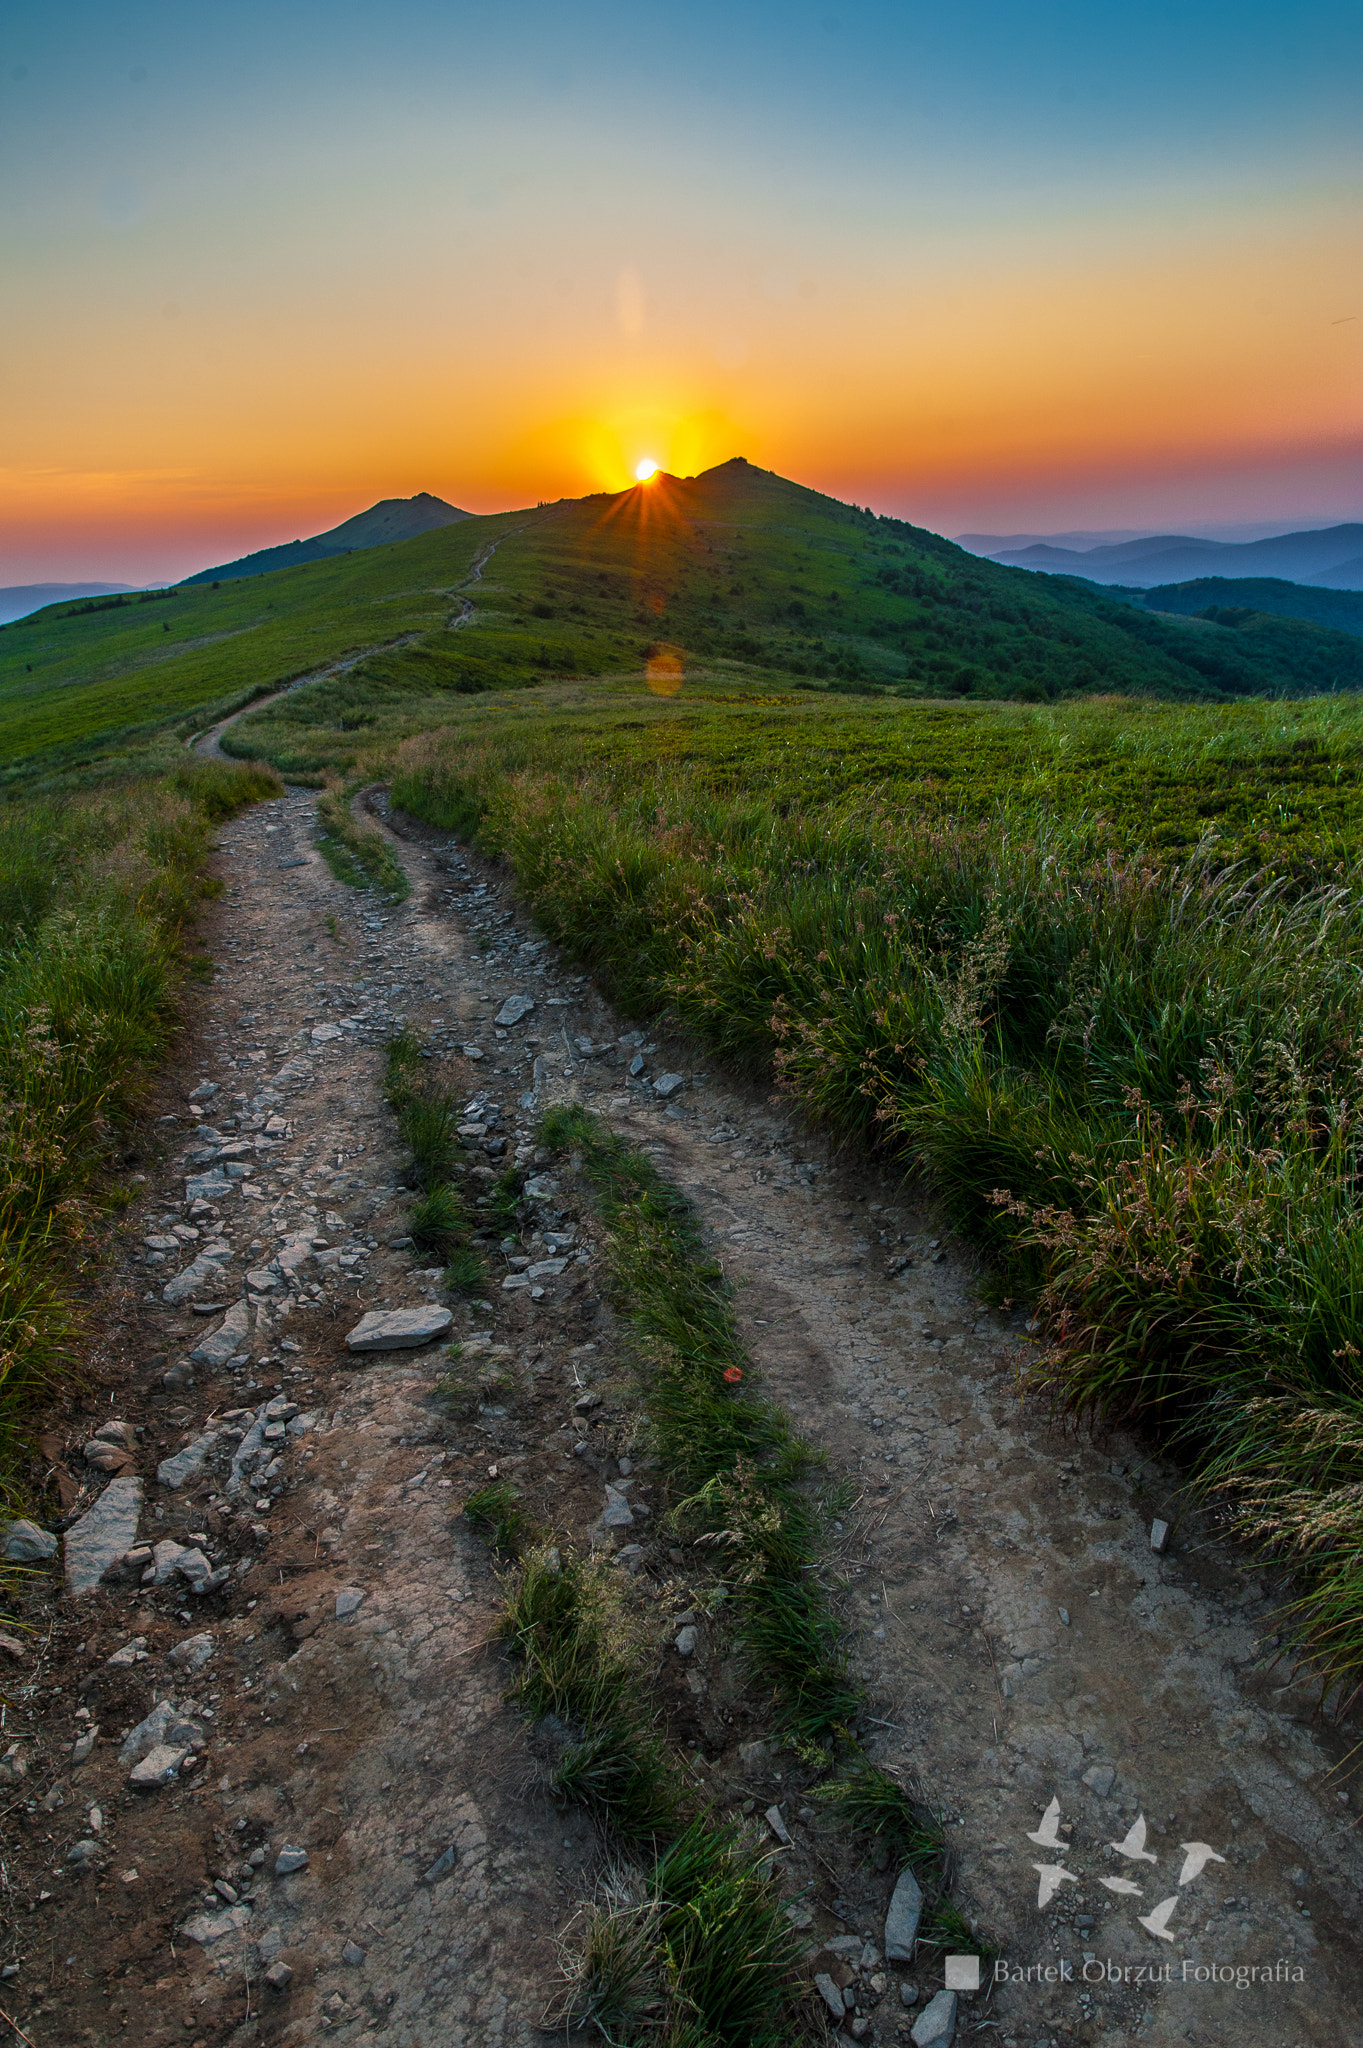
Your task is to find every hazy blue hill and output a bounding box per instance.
[0,581,135,626]
[181,491,470,585]
[1130,577,1363,638]
[987,523,1363,588]
[1308,553,1363,593]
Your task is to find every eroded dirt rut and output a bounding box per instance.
[5,787,1361,2048]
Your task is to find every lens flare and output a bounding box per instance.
[635,458,659,481]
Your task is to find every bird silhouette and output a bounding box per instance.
[1098,1875,1144,1896]
[1109,1815,1158,1864]
[1177,1842,1226,1886]
[1138,1895,1180,1942]
[1032,1862,1079,1908]
[1027,1796,1065,1849]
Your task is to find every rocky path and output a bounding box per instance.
[3,784,1361,2048]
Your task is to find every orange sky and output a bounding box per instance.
[3,2,1359,580]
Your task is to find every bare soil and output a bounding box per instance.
[2,781,1360,2048]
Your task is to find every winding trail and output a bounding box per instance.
[188,531,519,763]
[13,600,1361,2044]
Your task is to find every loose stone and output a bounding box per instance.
[911,1988,957,2047]
[3,1519,57,1563]
[345,1307,452,1350]
[128,1744,188,1789]
[885,1863,923,1960]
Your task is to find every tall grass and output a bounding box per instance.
[395,724,1363,1692]
[0,758,281,1490]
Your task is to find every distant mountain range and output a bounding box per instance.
[964,524,1363,591]
[0,582,136,626]
[180,492,470,585]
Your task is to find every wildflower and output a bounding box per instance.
[723,1366,743,1385]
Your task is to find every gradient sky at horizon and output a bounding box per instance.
[3,0,1360,582]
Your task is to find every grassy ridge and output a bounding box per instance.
[9,462,1363,785]
[0,516,505,780]
[393,711,1363,1694]
[0,757,280,1499]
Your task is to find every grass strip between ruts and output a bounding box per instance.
[314,785,409,901]
[463,1104,980,2043]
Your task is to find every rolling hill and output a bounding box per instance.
[180,491,471,585]
[1129,578,1363,639]
[6,458,1363,784]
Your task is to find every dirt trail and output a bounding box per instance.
[4,785,1361,2048]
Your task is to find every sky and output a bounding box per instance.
[2,1,1360,583]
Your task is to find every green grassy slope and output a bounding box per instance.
[7,459,1363,784]
[0,514,513,782]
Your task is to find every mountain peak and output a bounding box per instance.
[181,491,471,585]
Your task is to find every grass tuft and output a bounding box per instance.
[409,1181,468,1257]
[444,1243,488,1295]
[462,1481,533,1557]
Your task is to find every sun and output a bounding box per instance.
[635,458,659,481]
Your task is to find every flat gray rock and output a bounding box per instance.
[885,1862,924,1960]
[1082,1763,1116,1797]
[335,1587,365,1619]
[911,1989,957,2047]
[310,1022,345,1043]
[4,1518,57,1563]
[157,1431,221,1490]
[164,1249,232,1303]
[64,1477,143,1595]
[652,1072,685,1097]
[494,994,535,1028]
[345,1307,452,1351]
[184,1171,232,1204]
[526,1257,569,1280]
[189,1301,252,1366]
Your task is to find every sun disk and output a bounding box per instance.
[635,458,659,481]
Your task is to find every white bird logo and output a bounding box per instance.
[1177,1842,1226,1886]
[1032,1862,1079,1908]
[1027,1796,1065,1849]
[1138,1895,1180,1942]
[1109,1815,1158,1864]
[1098,1875,1144,1897]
